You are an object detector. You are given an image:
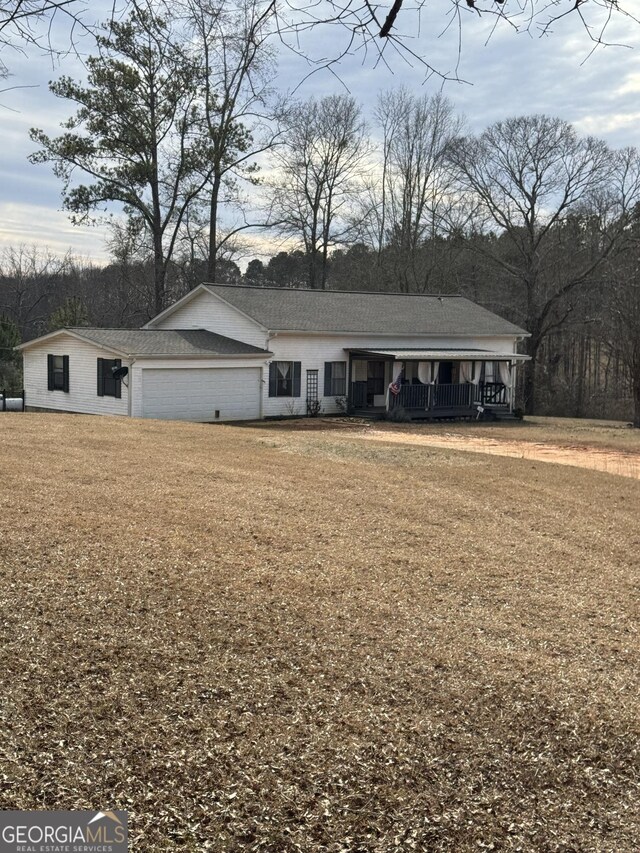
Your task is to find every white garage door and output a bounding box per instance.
[141,367,261,422]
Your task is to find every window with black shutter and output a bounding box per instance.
[324,361,347,396]
[97,358,122,398]
[47,354,69,392]
[268,361,301,397]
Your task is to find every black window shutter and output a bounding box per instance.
[114,359,122,399]
[97,359,104,396]
[324,362,332,396]
[268,362,277,397]
[62,355,70,393]
[47,354,54,391]
[293,362,301,397]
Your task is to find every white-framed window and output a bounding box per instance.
[268,361,301,397]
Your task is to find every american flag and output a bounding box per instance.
[389,373,402,396]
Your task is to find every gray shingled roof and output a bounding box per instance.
[205,284,528,337]
[65,328,270,356]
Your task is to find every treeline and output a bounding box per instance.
[1,0,639,423]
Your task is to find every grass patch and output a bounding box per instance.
[0,414,638,851]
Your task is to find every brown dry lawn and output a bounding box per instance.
[0,414,638,852]
[335,419,640,480]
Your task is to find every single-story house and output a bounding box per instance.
[19,284,529,421]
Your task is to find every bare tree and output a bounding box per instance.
[602,184,640,427]
[267,94,370,289]
[0,313,21,389]
[103,217,156,319]
[0,0,83,39]
[448,115,639,413]
[269,0,637,81]
[0,1,82,66]
[176,0,284,282]
[0,244,72,337]
[364,88,463,292]
[607,272,640,428]
[0,1,121,83]
[0,1,636,86]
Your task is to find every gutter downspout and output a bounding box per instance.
[263,331,277,420]
[127,357,136,418]
[259,353,269,421]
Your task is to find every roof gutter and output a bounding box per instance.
[131,351,272,359]
[262,329,531,338]
[16,328,130,358]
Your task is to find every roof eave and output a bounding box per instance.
[346,348,531,361]
[133,350,272,359]
[267,328,529,337]
[16,328,130,358]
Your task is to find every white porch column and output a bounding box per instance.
[498,361,513,409]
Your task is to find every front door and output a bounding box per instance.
[438,361,453,384]
[367,360,386,406]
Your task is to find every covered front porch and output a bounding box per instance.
[347,348,529,419]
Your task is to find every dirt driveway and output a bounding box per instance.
[346,424,640,480]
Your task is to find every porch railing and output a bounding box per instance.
[350,381,508,411]
[393,383,430,409]
[390,383,475,410]
[431,383,474,409]
[479,382,508,406]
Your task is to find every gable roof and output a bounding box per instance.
[19,327,271,357]
[204,284,528,337]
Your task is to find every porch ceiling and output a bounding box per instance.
[346,348,530,361]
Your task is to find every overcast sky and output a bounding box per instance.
[1,0,639,266]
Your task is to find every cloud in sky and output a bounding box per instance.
[0,201,109,261]
[277,3,640,143]
[1,0,639,264]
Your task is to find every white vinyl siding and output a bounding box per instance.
[139,366,261,422]
[22,313,521,422]
[23,335,129,416]
[149,290,267,349]
[262,333,518,417]
[145,289,522,419]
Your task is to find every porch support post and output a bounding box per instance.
[347,353,354,411]
[385,359,393,412]
[510,361,515,412]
